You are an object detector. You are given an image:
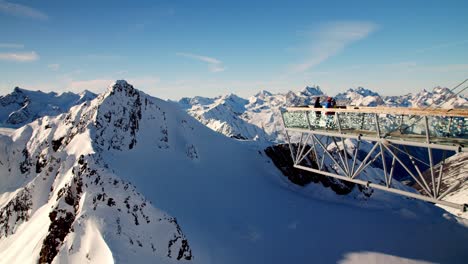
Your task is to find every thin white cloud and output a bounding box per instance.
[290,21,378,73]
[48,63,60,70]
[0,0,48,20]
[0,51,39,62]
[176,52,226,72]
[0,43,24,49]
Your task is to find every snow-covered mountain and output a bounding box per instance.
[384,86,468,108]
[180,86,467,142]
[335,87,385,106]
[179,86,325,142]
[0,87,97,128]
[2,80,467,263]
[179,94,269,140]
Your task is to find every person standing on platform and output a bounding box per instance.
[314,97,322,125]
[324,97,335,128]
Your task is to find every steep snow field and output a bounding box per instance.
[434,152,468,220]
[1,81,466,263]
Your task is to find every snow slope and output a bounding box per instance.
[179,94,269,140]
[1,80,466,263]
[0,87,97,128]
[427,152,468,220]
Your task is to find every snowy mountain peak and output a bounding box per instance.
[299,85,323,96]
[0,87,97,127]
[106,80,137,96]
[13,86,25,94]
[407,86,468,108]
[219,93,248,104]
[335,87,383,106]
[349,86,380,97]
[0,81,197,262]
[254,90,273,99]
[432,86,452,95]
[217,93,249,113]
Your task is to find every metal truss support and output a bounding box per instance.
[282,122,467,212]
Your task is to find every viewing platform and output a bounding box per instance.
[280,105,468,211]
[282,106,468,152]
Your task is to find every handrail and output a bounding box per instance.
[285,106,468,118]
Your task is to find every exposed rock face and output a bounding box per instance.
[265,144,356,195]
[94,80,142,150]
[0,188,32,238]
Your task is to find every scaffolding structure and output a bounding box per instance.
[281,106,468,211]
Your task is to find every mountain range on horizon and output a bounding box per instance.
[179,84,468,142]
[1,83,466,143]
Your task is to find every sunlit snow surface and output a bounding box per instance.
[0,81,467,263]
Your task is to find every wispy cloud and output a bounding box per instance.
[290,21,378,73]
[0,43,24,49]
[416,39,468,53]
[48,63,60,70]
[0,51,39,62]
[176,52,225,72]
[0,0,48,20]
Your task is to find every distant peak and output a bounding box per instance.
[220,93,247,102]
[254,90,273,97]
[107,80,138,97]
[300,86,323,96]
[79,89,97,98]
[347,87,379,97]
[432,86,451,94]
[13,86,25,93]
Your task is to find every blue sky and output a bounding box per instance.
[0,0,467,99]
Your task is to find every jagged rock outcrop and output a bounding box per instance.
[264,144,357,195]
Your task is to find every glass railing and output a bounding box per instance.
[282,108,468,143]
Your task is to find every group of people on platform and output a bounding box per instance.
[312,97,338,127]
[314,96,337,114]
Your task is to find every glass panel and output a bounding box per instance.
[283,110,468,146]
[282,111,309,129]
[377,114,401,135]
[338,112,375,132]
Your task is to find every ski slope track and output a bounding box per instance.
[0,80,467,263]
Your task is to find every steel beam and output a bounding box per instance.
[284,127,467,152]
[294,164,466,211]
